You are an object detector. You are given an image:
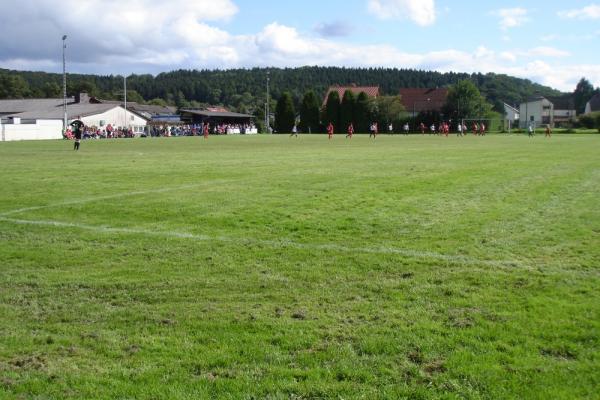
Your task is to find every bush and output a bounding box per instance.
[578,112,600,129]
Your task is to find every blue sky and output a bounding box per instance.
[0,0,599,91]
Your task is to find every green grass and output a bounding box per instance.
[1,134,599,399]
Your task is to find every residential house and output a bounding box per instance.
[584,94,600,114]
[519,95,576,128]
[398,88,448,117]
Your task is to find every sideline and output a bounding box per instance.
[0,215,526,269]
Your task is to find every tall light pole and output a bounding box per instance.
[266,71,270,133]
[124,75,127,129]
[62,35,67,132]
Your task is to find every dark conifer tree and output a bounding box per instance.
[299,90,320,133]
[274,91,296,133]
[340,90,356,132]
[323,90,341,133]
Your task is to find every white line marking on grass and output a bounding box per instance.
[0,215,525,269]
[0,181,236,217]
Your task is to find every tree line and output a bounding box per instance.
[1,66,563,114]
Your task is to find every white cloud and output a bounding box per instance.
[0,0,238,64]
[492,8,529,30]
[500,52,517,62]
[558,4,600,19]
[367,0,436,26]
[528,47,570,57]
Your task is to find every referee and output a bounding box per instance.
[70,119,84,150]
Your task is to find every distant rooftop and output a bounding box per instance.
[398,88,448,113]
[587,94,600,113]
[180,109,253,119]
[323,85,380,106]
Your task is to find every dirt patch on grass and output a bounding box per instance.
[9,354,46,371]
[291,310,306,320]
[407,348,424,365]
[0,377,16,389]
[446,308,478,328]
[540,347,578,361]
[423,359,446,375]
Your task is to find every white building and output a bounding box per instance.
[0,94,148,141]
[503,103,520,122]
[503,103,519,131]
[585,94,600,114]
[519,95,576,128]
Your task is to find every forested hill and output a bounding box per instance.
[1,66,561,113]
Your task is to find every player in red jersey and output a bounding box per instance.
[327,122,334,140]
[545,124,552,138]
[472,122,479,136]
[346,122,354,139]
[203,123,210,139]
[420,122,426,135]
[479,123,486,136]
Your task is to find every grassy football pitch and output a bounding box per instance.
[0,134,599,399]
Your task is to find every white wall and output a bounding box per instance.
[1,119,63,141]
[519,98,553,128]
[504,104,519,122]
[553,109,576,118]
[80,107,147,133]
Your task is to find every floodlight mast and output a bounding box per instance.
[266,71,270,133]
[62,35,67,133]
[124,76,127,130]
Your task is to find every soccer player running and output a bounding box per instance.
[327,122,334,140]
[70,119,84,151]
[545,124,552,138]
[528,124,534,138]
[203,123,210,139]
[403,122,410,136]
[369,122,378,138]
[420,122,426,135]
[479,122,486,136]
[290,124,298,138]
[346,122,354,139]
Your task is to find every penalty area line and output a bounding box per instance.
[0,215,526,269]
[0,180,242,217]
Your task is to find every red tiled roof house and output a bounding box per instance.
[322,84,380,106]
[398,88,448,117]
